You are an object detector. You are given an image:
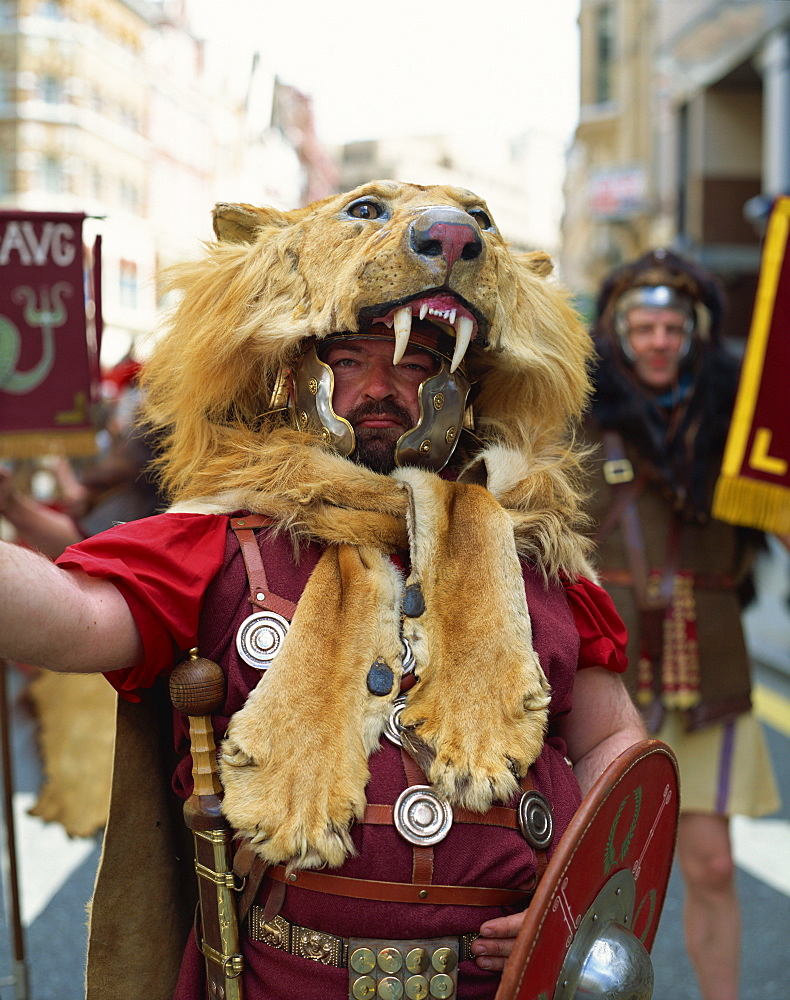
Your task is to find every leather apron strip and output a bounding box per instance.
[234,842,272,923]
[266,864,533,907]
[399,747,434,884]
[230,515,298,619]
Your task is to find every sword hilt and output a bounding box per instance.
[170,651,245,998]
[169,649,225,830]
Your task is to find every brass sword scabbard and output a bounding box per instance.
[170,650,244,1000]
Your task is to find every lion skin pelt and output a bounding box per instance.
[141,181,601,868]
[169,430,595,582]
[217,466,553,870]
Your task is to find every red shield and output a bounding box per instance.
[496,739,679,1000]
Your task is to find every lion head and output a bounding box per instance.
[141,181,594,576]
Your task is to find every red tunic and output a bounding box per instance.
[57,513,627,1000]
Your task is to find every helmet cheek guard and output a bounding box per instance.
[290,343,471,472]
[291,344,355,456]
[393,363,471,470]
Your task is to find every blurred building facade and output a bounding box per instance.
[0,0,333,366]
[334,130,569,255]
[563,0,790,336]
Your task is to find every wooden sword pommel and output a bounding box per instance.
[170,650,225,831]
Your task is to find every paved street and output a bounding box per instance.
[1,542,789,1000]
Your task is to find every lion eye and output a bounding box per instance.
[347,199,385,220]
[469,208,493,231]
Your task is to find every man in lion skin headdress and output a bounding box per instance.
[0,182,645,1000]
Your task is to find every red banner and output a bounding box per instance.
[714,196,790,535]
[0,211,100,458]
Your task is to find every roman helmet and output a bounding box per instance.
[595,248,725,369]
[290,309,474,472]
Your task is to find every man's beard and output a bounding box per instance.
[346,400,414,474]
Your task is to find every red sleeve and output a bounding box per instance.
[563,575,628,673]
[55,512,229,700]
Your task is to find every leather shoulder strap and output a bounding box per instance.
[229,516,298,620]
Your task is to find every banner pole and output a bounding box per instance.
[0,658,30,1000]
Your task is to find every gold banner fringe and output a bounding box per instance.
[0,430,98,460]
[713,474,790,536]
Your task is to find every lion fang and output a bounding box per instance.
[451,314,474,373]
[390,303,474,373]
[392,305,412,365]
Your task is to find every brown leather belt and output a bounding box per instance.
[248,908,478,968]
[267,864,534,906]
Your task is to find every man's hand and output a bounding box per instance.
[470,910,526,971]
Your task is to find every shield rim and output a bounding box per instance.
[495,738,679,1000]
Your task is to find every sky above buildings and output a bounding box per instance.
[187,0,582,149]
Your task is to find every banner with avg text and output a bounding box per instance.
[713,196,790,536]
[0,210,101,458]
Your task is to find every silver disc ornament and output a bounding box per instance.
[394,785,453,846]
[517,789,554,850]
[236,610,290,670]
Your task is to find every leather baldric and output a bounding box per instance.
[230,515,298,620]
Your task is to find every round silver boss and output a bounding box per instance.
[517,789,554,850]
[384,696,408,746]
[394,785,453,846]
[235,611,290,670]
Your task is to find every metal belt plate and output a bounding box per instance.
[348,937,459,999]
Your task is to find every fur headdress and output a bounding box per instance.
[141,180,595,579]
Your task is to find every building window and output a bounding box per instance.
[41,154,62,192]
[595,3,615,105]
[38,0,63,16]
[119,178,140,213]
[40,74,62,103]
[119,259,138,309]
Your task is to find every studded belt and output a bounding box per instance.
[249,908,476,997]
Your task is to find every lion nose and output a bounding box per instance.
[410,207,483,269]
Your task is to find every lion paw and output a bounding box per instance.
[219,726,366,870]
[399,673,550,813]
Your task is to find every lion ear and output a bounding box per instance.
[212,202,290,243]
[519,250,554,277]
